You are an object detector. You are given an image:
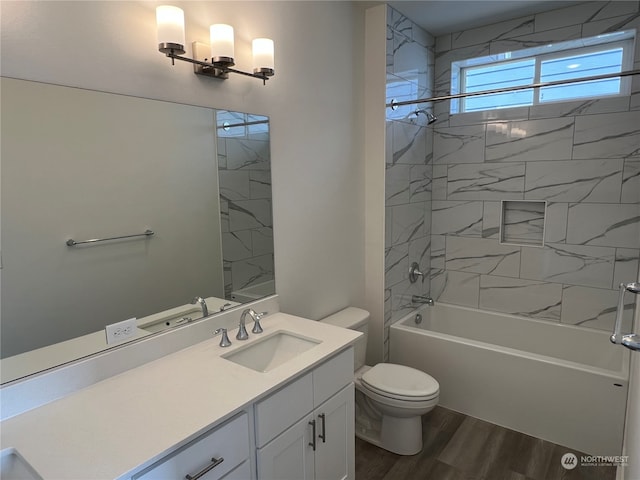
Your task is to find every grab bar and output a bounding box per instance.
[66,229,154,247]
[610,282,640,352]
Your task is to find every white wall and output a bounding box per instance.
[0,1,366,322]
[363,4,387,364]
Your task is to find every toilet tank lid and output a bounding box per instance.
[320,307,370,329]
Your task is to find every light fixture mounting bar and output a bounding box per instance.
[161,42,272,85]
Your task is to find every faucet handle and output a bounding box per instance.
[236,321,249,341]
[219,302,233,312]
[251,311,268,334]
[409,262,425,284]
[213,328,232,347]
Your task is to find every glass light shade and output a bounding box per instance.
[156,6,185,51]
[252,38,275,74]
[210,24,235,63]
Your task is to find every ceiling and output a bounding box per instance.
[388,0,581,36]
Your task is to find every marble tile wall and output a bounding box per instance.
[431,1,640,333]
[217,112,274,299]
[384,6,435,360]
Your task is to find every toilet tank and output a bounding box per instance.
[320,307,369,371]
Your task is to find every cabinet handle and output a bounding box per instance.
[318,413,326,443]
[308,420,317,451]
[185,456,224,480]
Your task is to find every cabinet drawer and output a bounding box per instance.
[255,372,313,448]
[132,413,250,480]
[313,348,353,407]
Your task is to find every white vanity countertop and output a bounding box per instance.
[0,312,361,480]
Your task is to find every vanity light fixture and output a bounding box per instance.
[156,5,275,85]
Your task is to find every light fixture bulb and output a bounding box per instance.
[210,24,235,65]
[156,5,186,54]
[252,38,275,76]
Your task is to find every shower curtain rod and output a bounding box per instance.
[386,68,640,108]
[217,119,269,129]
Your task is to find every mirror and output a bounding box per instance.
[0,78,274,383]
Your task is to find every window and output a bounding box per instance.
[216,112,269,138]
[462,58,535,112]
[452,31,635,114]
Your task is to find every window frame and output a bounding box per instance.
[452,32,635,114]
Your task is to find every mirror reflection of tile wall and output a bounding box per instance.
[216,111,275,301]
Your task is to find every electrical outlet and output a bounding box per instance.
[105,317,138,345]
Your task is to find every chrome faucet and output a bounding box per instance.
[190,296,209,318]
[237,309,252,340]
[412,295,434,306]
[238,308,268,340]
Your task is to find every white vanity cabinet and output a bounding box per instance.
[254,348,355,480]
[0,311,362,480]
[132,412,250,480]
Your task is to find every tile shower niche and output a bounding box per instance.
[500,201,546,247]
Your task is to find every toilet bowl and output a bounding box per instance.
[321,307,439,455]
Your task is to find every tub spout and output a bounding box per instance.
[412,295,434,306]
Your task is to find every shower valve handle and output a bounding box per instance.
[409,262,425,284]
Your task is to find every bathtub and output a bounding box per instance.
[230,280,275,303]
[389,302,630,456]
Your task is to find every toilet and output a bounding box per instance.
[321,307,439,455]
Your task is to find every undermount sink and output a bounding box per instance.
[0,449,42,480]
[222,331,321,373]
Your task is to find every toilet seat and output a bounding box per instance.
[360,363,439,402]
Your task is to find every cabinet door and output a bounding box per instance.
[221,460,251,480]
[314,384,354,480]
[257,414,315,480]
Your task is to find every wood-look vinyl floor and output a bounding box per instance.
[355,406,616,480]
